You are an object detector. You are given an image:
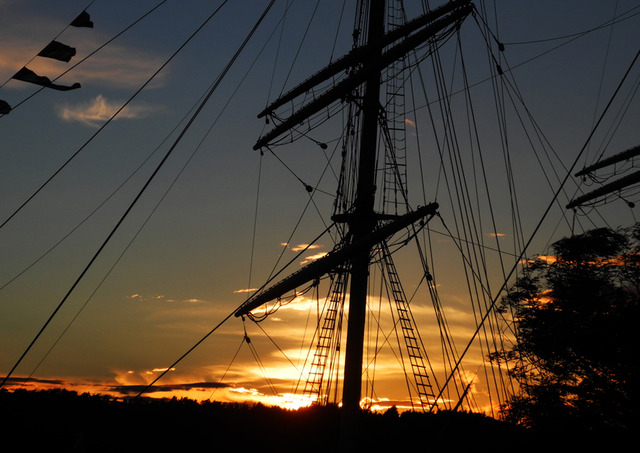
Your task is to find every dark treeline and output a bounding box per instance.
[0,388,532,452]
[2,388,631,451]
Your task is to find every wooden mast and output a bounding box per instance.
[341,0,385,417]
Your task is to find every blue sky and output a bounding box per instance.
[1,0,639,411]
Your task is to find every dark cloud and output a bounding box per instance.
[1,376,67,386]
[110,381,229,395]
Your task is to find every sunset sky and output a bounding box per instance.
[1,0,639,412]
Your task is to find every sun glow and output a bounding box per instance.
[268,393,317,410]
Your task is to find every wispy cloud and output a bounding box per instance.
[279,242,328,265]
[57,94,162,127]
[151,367,176,373]
[67,43,168,89]
[0,9,167,90]
[488,233,506,238]
[126,293,203,303]
[291,244,323,252]
[233,288,257,294]
[110,381,229,396]
[300,252,327,265]
[127,293,168,302]
[0,376,66,387]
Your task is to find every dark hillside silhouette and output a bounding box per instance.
[0,388,530,452]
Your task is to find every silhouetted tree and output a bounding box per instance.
[493,225,639,434]
[0,389,525,451]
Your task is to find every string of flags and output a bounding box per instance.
[0,11,93,115]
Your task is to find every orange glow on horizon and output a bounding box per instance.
[3,371,501,416]
[536,255,557,264]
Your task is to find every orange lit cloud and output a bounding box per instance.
[291,244,323,252]
[152,367,176,373]
[530,253,636,267]
[300,252,328,265]
[243,295,317,318]
[115,367,175,384]
[537,255,557,264]
[2,52,165,91]
[127,293,168,302]
[0,50,68,85]
[234,288,258,294]
[126,293,206,304]
[67,43,167,89]
[364,397,416,412]
[0,9,167,91]
[489,233,506,238]
[0,16,66,81]
[106,367,232,398]
[57,94,162,127]
[404,118,416,127]
[537,289,554,305]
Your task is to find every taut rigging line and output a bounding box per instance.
[434,45,640,403]
[0,0,276,390]
[0,0,218,232]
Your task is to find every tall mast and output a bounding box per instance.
[240,0,473,416]
[341,0,385,416]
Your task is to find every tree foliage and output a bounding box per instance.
[493,225,639,433]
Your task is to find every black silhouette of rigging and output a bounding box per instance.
[236,0,474,418]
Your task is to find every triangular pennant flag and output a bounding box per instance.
[38,40,76,63]
[12,67,81,91]
[70,11,93,28]
[0,100,11,114]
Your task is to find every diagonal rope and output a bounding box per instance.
[207,336,246,401]
[0,0,270,390]
[432,46,640,404]
[0,0,217,231]
[0,0,97,90]
[1,1,166,114]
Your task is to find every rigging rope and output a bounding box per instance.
[500,5,640,46]
[5,0,297,379]
[277,0,321,98]
[0,0,166,115]
[0,0,97,91]
[253,321,299,372]
[432,45,640,403]
[0,0,275,391]
[247,152,264,293]
[0,0,220,231]
[458,25,512,414]
[207,336,246,401]
[585,0,620,166]
[0,98,200,293]
[243,321,279,397]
